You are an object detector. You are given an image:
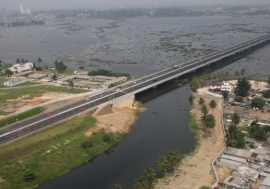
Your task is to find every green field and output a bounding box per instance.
[0,115,125,189]
[0,107,44,128]
[0,85,87,103]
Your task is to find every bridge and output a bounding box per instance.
[0,34,270,146]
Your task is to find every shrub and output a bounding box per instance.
[252,97,265,109]
[234,96,243,102]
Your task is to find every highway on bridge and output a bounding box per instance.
[0,34,270,146]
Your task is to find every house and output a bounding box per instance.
[210,81,234,93]
[222,166,259,189]
[3,77,27,86]
[8,63,33,73]
[93,75,116,81]
[56,75,77,83]
[210,82,222,91]
[101,77,128,87]
[75,71,88,76]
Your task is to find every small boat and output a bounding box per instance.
[152,111,159,114]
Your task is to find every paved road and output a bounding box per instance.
[0,34,270,146]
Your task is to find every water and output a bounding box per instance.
[1,16,270,78]
[38,82,194,189]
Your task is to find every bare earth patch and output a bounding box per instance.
[155,87,225,189]
[85,99,137,136]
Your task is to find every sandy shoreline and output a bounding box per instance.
[155,87,225,189]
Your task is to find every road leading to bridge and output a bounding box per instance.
[0,34,270,146]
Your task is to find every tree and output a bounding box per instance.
[234,71,239,78]
[198,98,205,106]
[222,91,229,100]
[234,77,251,97]
[209,100,217,114]
[21,58,25,63]
[240,68,245,77]
[5,69,13,77]
[36,66,42,71]
[189,78,199,93]
[68,80,74,89]
[155,155,168,172]
[231,113,240,126]
[234,96,243,102]
[38,57,42,63]
[133,175,146,189]
[204,114,216,130]
[33,62,36,68]
[252,97,265,109]
[226,124,245,148]
[264,90,270,98]
[200,186,211,189]
[54,61,67,73]
[79,66,84,70]
[52,74,57,80]
[144,167,155,188]
[248,121,268,141]
[16,58,20,63]
[201,104,208,116]
[113,184,122,189]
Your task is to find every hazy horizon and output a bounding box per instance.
[1,0,270,11]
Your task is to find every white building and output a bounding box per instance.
[221,81,234,93]
[8,63,33,73]
[3,77,27,86]
[20,5,24,14]
[210,81,234,93]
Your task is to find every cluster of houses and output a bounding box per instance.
[215,138,270,189]
[210,81,234,93]
[3,64,128,90]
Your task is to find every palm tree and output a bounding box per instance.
[204,114,216,130]
[234,71,239,78]
[231,113,240,126]
[165,150,182,168]
[240,69,245,77]
[68,80,74,89]
[38,57,42,63]
[144,167,155,188]
[16,58,20,63]
[201,104,208,116]
[209,100,217,114]
[155,155,168,172]
[198,98,205,106]
[189,78,199,93]
[133,175,146,189]
[113,184,122,189]
[21,58,25,63]
[200,114,207,130]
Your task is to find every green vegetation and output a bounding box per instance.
[246,121,270,141]
[234,96,244,102]
[88,69,130,78]
[0,115,125,189]
[134,167,156,189]
[226,124,245,148]
[263,90,270,98]
[0,85,86,103]
[189,115,200,148]
[54,61,67,73]
[234,77,251,97]
[252,97,265,109]
[0,107,43,128]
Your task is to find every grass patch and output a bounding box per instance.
[0,107,44,128]
[0,85,87,103]
[0,115,125,189]
[189,115,200,149]
[0,77,8,87]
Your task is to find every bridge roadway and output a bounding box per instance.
[0,34,270,146]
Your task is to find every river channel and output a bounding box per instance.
[38,81,194,189]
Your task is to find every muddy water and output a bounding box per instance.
[38,81,193,189]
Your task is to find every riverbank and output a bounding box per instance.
[155,87,225,189]
[0,100,138,189]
